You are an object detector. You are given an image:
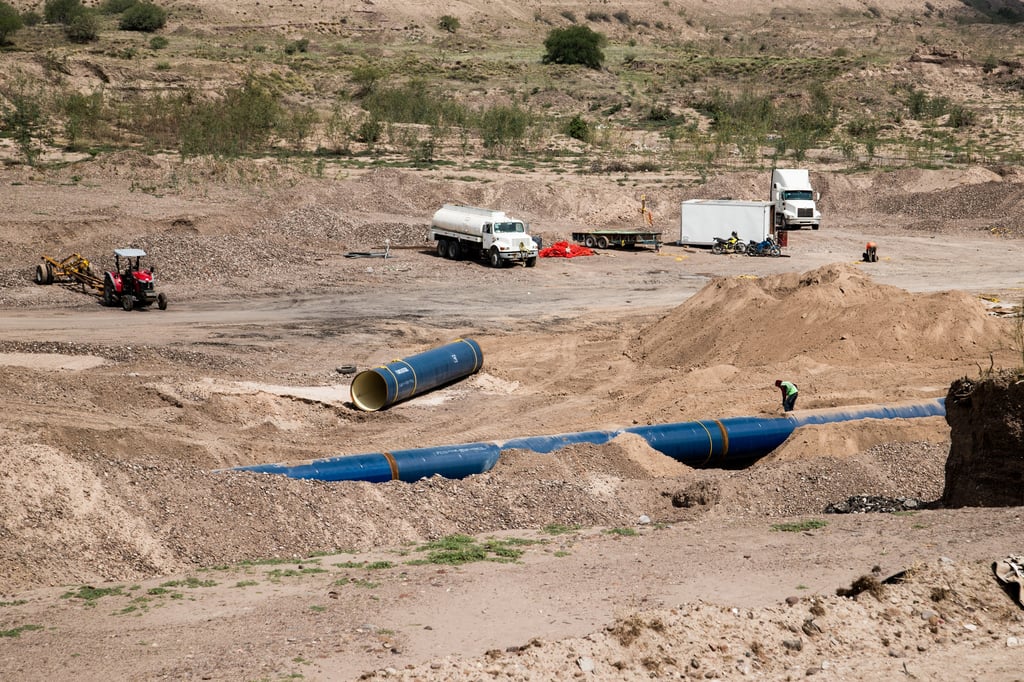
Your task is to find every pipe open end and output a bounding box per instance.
[350,370,387,411]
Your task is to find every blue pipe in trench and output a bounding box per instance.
[228,398,946,482]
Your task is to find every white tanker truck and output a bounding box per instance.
[430,204,539,268]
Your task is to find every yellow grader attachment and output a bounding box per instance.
[35,254,105,296]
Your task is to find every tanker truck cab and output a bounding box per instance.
[770,168,821,230]
[430,204,539,268]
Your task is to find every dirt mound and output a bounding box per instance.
[636,263,1009,369]
[943,370,1024,507]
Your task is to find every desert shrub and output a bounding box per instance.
[44,0,83,24]
[99,0,136,13]
[20,9,40,25]
[0,1,24,43]
[64,11,98,42]
[559,10,576,23]
[946,104,975,128]
[357,116,381,144]
[61,90,105,148]
[542,25,606,69]
[564,114,591,142]
[0,81,46,163]
[438,14,459,33]
[612,10,632,25]
[585,10,610,22]
[284,37,308,54]
[477,104,532,150]
[149,34,167,49]
[349,63,384,96]
[179,80,281,157]
[118,2,165,31]
[982,55,998,73]
[362,80,467,126]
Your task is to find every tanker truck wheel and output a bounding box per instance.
[447,240,461,260]
[437,240,447,258]
[488,248,502,268]
[525,256,537,268]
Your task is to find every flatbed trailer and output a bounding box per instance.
[570,229,662,250]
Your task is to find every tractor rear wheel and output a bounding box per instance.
[122,294,134,311]
[103,277,115,306]
[157,293,168,310]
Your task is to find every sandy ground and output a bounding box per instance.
[1,161,1023,680]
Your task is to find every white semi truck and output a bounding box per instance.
[430,204,539,268]
[678,199,774,247]
[770,168,821,230]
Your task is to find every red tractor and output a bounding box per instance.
[103,248,167,311]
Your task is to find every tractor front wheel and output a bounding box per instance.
[157,293,168,310]
[122,294,135,311]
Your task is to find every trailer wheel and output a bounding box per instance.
[596,236,610,249]
[157,293,168,310]
[447,240,461,261]
[488,248,502,268]
[584,235,596,248]
[437,240,447,258]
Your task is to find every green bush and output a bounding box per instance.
[362,80,467,126]
[20,9,41,25]
[65,11,98,42]
[0,1,24,43]
[118,2,165,31]
[284,37,308,54]
[438,14,459,33]
[179,80,281,157]
[44,0,83,24]
[349,63,384,96]
[542,25,606,69]
[149,34,167,49]
[478,104,532,150]
[564,114,591,142]
[99,0,136,14]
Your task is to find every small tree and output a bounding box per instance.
[0,1,24,43]
[438,14,459,33]
[542,25,605,69]
[65,11,98,42]
[44,0,83,24]
[99,0,136,13]
[564,114,591,143]
[119,1,165,31]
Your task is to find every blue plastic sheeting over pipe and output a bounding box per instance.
[228,398,945,482]
[350,338,483,411]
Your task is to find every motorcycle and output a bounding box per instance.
[711,235,746,255]
[746,236,782,257]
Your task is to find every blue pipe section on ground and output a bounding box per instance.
[227,398,945,482]
[350,338,483,411]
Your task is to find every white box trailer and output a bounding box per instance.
[678,199,774,247]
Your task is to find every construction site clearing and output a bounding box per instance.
[0,162,1023,681]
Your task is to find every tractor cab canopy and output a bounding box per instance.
[114,248,148,273]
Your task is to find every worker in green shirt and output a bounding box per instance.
[775,380,798,412]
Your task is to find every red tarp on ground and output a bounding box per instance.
[539,241,594,258]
